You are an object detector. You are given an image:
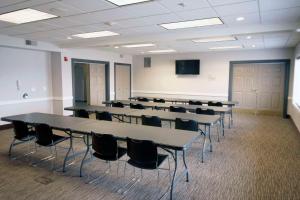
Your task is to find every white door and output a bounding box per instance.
[89,63,106,106]
[232,63,285,114]
[115,64,131,100]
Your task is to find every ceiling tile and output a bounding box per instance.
[259,0,300,11]
[208,0,256,6]
[261,7,300,24]
[115,13,180,29]
[214,1,259,16]
[33,1,85,17]
[264,38,288,48]
[61,0,116,12]
[158,0,210,12]
[0,0,56,14]
[221,12,260,26]
[176,7,218,20]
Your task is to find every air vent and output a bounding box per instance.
[144,57,151,68]
[25,40,37,46]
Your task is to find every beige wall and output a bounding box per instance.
[132,48,294,101]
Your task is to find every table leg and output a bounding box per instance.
[170,150,178,200]
[80,135,90,177]
[201,131,206,163]
[63,130,73,172]
[182,149,189,182]
[221,114,225,136]
[208,125,212,152]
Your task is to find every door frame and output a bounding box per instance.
[72,58,110,104]
[228,59,290,118]
[114,62,132,100]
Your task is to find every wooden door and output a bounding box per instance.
[115,64,131,100]
[89,63,106,106]
[232,63,285,114]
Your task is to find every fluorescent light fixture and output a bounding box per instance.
[106,0,152,6]
[0,8,57,24]
[296,28,300,32]
[251,44,256,48]
[193,36,236,43]
[73,31,119,38]
[122,43,155,48]
[148,49,176,53]
[236,17,245,21]
[209,46,243,50]
[114,46,120,49]
[160,17,223,30]
[246,36,252,39]
[67,36,73,40]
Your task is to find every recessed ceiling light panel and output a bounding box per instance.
[0,8,58,24]
[209,46,243,50]
[160,17,223,30]
[236,17,245,21]
[193,36,236,43]
[106,0,152,6]
[73,31,119,38]
[148,49,176,53]
[122,43,155,48]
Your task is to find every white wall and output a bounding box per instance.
[56,48,132,115]
[288,43,300,132]
[0,46,53,125]
[132,48,294,101]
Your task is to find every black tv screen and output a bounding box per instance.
[176,60,200,75]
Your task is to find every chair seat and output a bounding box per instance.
[36,134,69,147]
[93,147,127,161]
[127,154,168,170]
[15,130,36,141]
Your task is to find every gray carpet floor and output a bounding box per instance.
[0,113,299,200]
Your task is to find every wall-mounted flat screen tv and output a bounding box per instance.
[176,60,200,75]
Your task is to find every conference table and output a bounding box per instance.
[129,96,238,106]
[65,104,221,162]
[103,100,230,134]
[1,112,199,200]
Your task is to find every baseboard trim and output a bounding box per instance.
[0,123,13,131]
[289,117,300,135]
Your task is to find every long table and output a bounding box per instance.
[65,105,221,162]
[103,100,230,132]
[1,112,199,200]
[129,96,238,106]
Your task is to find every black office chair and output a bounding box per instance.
[137,97,149,102]
[86,133,127,183]
[175,118,198,132]
[153,98,165,103]
[9,120,36,159]
[96,111,113,121]
[189,100,202,105]
[169,106,186,113]
[34,123,70,169]
[195,108,215,115]
[141,115,162,127]
[112,102,124,108]
[130,103,145,109]
[75,109,89,118]
[124,138,171,190]
[208,101,223,107]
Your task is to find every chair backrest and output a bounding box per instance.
[92,133,117,158]
[75,109,89,118]
[175,118,198,132]
[189,100,202,105]
[12,120,30,140]
[126,137,157,165]
[130,103,145,109]
[112,102,124,108]
[208,101,223,107]
[169,106,186,113]
[153,98,165,103]
[141,115,162,127]
[195,108,215,115]
[35,123,53,146]
[96,111,112,121]
[137,97,149,102]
